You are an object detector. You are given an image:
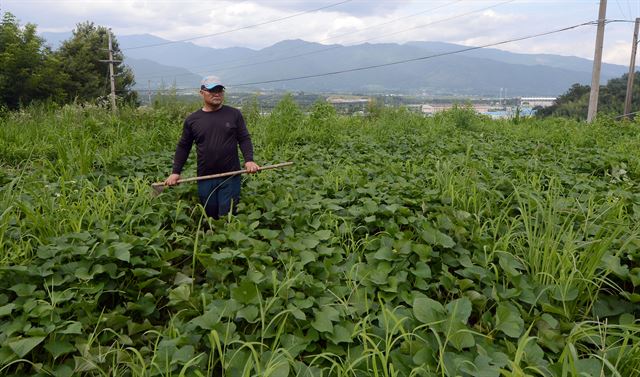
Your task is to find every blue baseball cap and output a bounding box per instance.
[200,75,225,90]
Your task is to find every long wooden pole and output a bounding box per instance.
[624,17,640,119]
[107,30,117,113]
[587,0,607,123]
[151,162,294,189]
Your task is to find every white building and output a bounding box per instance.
[519,97,556,108]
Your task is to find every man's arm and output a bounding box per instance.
[236,112,259,173]
[165,120,193,185]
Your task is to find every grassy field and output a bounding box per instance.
[1,98,639,376]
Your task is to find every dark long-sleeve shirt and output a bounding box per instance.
[172,106,254,176]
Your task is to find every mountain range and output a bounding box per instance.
[42,32,633,96]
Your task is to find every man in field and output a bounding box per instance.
[164,76,259,218]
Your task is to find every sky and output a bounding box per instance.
[3,0,640,66]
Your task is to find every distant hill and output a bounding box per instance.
[41,32,635,96]
[124,58,202,91]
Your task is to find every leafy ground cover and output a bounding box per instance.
[1,100,639,376]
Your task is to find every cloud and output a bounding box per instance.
[3,0,640,65]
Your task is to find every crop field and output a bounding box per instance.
[1,99,640,376]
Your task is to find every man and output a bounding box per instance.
[164,76,259,218]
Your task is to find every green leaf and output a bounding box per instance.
[10,283,37,296]
[59,321,82,335]
[45,340,75,359]
[172,345,195,364]
[110,242,132,262]
[8,336,46,357]
[411,261,431,278]
[299,250,316,266]
[446,298,472,324]
[237,305,259,322]
[0,303,16,317]
[228,231,249,244]
[311,306,339,333]
[496,303,524,338]
[328,323,353,344]
[192,307,221,330]
[314,230,332,240]
[169,284,191,303]
[497,252,523,277]
[311,313,333,333]
[231,281,258,304]
[267,361,290,377]
[53,364,74,377]
[258,229,279,240]
[413,297,445,324]
[420,225,455,248]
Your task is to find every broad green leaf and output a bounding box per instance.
[44,340,75,359]
[311,313,333,333]
[448,328,475,350]
[299,250,316,265]
[328,323,354,344]
[301,236,319,249]
[59,321,82,335]
[8,336,46,357]
[237,305,259,322]
[411,262,431,278]
[420,225,455,248]
[0,303,15,317]
[258,229,279,240]
[110,242,132,262]
[231,281,258,304]
[266,361,290,377]
[191,307,221,330]
[228,231,249,244]
[413,297,445,324]
[172,345,195,363]
[496,303,524,338]
[446,298,472,324]
[311,307,339,333]
[314,230,332,240]
[374,247,396,261]
[498,252,523,277]
[168,284,191,303]
[53,364,74,377]
[10,283,37,296]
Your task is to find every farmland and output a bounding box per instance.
[1,99,639,376]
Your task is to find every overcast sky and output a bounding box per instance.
[3,0,640,66]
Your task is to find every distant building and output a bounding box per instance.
[420,103,493,115]
[519,97,556,108]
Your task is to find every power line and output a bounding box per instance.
[123,0,353,51]
[229,20,602,87]
[131,0,465,81]
[133,0,515,82]
[132,19,610,92]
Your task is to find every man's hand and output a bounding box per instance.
[164,173,181,186]
[245,161,260,174]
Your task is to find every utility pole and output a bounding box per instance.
[587,0,607,123]
[99,29,121,113]
[624,17,640,119]
[148,80,152,104]
[107,30,117,112]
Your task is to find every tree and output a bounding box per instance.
[536,83,590,119]
[0,12,68,109]
[55,22,137,105]
[537,74,640,120]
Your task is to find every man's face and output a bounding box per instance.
[201,87,225,106]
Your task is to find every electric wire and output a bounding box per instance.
[229,20,602,88]
[132,0,464,80]
[123,0,352,51]
[127,18,622,93]
[133,0,515,82]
